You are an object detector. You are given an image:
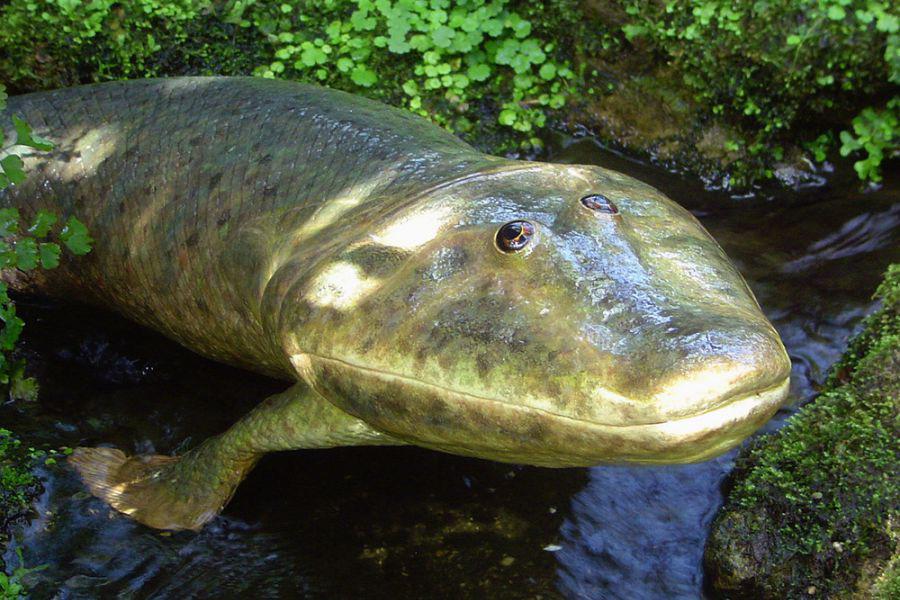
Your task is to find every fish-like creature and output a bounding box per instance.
[1,78,790,530]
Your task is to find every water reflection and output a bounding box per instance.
[557,457,732,599]
[2,137,897,598]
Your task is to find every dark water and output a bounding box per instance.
[2,138,898,599]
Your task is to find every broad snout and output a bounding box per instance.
[583,321,792,428]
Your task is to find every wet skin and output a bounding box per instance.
[0,78,790,529]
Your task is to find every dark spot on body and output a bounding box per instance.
[185,232,199,247]
[209,172,223,187]
[259,154,273,164]
[476,353,493,378]
[217,210,231,226]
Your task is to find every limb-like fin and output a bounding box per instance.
[70,382,398,531]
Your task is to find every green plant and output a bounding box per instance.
[0,85,93,397]
[0,548,46,600]
[0,0,583,149]
[0,430,37,522]
[840,97,898,182]
[241,0,575,136]
[619,0,898,183]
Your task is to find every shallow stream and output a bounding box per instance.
[2,137,898,599]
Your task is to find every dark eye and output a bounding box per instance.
[495,220,535,253]
[580,194,619,215]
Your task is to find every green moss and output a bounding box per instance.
[706,264,900,597]
[873,554,900,600]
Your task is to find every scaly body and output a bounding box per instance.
[1,78,790,530]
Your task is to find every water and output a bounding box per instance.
[2,137,897,599]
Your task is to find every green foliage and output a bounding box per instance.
[0,0,210,86]
[0,548,45,600]
[0,431,36,523]
[620,0,898,183]
[0,86,93,397]
[839,97,898,182]
[716,264,899,595]
[0,0,582,146]
[229,0,576,134]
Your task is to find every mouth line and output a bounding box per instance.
[296,352,790,430]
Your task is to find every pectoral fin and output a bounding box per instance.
[70,381,399,531]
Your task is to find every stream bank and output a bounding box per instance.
[705,265,899,598]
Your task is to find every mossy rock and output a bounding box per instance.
[0,429,43,572]
[705,265,900,598]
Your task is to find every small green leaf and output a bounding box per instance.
[12,116,54,151]
[350,10,376,31]
[300,46,328,67]
[510,17,532,39]
[432,25,455,48]
[0,208,20,238]
[622,24,647,41]
[402,80,419,96]
[60,217,93,255]
[14,238,38,271]
[826,5,845,21]
[28,210,57,237]
[467,63,491,81]
[350,66,378,87]
[9,373,38,402]
[0,314,24,352]
[336,57,354,72]
[498,109,517,126]
[39,242,61,269]
[0,155,26,186]
[539,63,557,80]
[387,36,411,53]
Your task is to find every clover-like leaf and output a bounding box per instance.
[14,238,38,271]
[0,155,26,186]
[0,208,20,238]
[498,109,517,126]
[351,66,378,87]
[60,217,93,255]
[300,46,328,67]
[28,210,57,238]
[431,25,455,48]
[468,63,491,81]
[539,63,557,80]
[0,313,24,352]
[39,242,61,269]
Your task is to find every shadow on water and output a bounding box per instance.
[2,135,898,599]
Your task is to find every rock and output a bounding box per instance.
[705,265,900,598]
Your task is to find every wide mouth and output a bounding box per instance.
[293,352,791,466]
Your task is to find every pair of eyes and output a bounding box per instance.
[495,194,619,254]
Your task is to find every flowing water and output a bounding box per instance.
[1,136,897,599]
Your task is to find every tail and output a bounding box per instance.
[69,444,253,531]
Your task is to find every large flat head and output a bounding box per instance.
[281,162,790,466]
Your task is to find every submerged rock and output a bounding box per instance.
[705,265,900,598]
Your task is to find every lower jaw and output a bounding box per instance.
[296,352,790,467]
[399,378,791,467]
